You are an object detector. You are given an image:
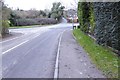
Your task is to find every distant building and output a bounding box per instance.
[67,15,78,23]
[64,9,78,23]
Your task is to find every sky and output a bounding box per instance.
[4,0,78,10]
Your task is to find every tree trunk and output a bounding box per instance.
[2,27,9,35]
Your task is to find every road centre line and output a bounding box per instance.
[2,40,29,54]
[0,36,20,43]
[0,28,50,43]
[2,29,49,54]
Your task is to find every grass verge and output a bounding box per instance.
[9,25,42,29]
[9,24,55,29]
[73,29,119,78]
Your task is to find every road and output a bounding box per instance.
[2,23,76,78]
[1,22,105,78]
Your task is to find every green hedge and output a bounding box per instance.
[78,2,90,33]
[12,18,58,26]
[77,2,120,52]
[94,2,120,51]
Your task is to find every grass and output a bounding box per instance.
[9,25,42,29]
[9,24,55,29]
[73,29,119,78]
[10,26,33,29]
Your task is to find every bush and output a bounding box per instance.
[2,20,10,28]
[14,18,58,26]
[15,19,37,26]
[78,2,120,51]
[1,20,10,34]
[78,2,90,33]
[35,18,58,25]
[94,2,120,51]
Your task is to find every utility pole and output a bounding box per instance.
[72,15,74,27]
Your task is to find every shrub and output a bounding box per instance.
[1,20,10,34]
[94,2,120,51]
[15,19,37,26]
[35,18,58,25]
[78,2,90,33]
[14,18,58,26]
[78,2,120,52]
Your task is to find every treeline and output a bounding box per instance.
[9,9,60,26]
[78,2,120,53]
[0,1,65,36]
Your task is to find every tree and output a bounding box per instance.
[9,11,21,26]
[39,10,46,17]
[70,0,79,10]
[0,0,2,37]
[44,9,50,18]
[50,2,65,21]
[78,2,90,33]
[1,0,11,35]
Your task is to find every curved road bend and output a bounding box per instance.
[2,23,72,78]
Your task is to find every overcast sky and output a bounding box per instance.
[4,0,78,10]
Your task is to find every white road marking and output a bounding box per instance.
[2,29,50,54]
[1,28,50,43]
[54,30,66,79]
[2,40,28,54]
[0,37,20,43]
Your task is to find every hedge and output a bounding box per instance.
[13,18,58,26]
[77,2,120,52]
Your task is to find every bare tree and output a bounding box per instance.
[70,0,79,10]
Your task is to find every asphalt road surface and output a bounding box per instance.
[1,23,105,78]
[2,23,75,78]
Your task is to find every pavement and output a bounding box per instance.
[1,23,105,78]
[59,30,105,78]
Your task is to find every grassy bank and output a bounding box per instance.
[9,25,42,29]
[73,29,119,78]
[9,24,55,29]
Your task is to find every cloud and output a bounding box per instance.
[4,0,77,10]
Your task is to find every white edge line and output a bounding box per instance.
[54,30,66,79]
[2,40,29,54]
[0,36,20,43]
[1,28,50,43]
